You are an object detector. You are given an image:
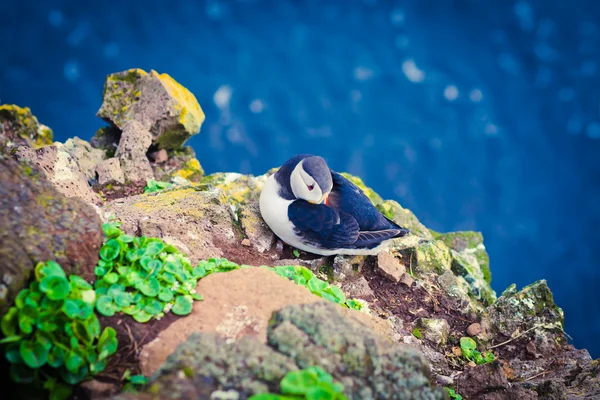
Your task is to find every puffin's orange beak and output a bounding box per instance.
[320,192,330,205]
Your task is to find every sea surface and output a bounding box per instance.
[1,0,599,357]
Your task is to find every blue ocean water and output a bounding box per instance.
[1,0,599,357]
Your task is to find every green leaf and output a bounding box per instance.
[48,345,66,368]
[134,236,148,248]
[130,375,148,385]
[144,299,164,315]
[98,327,118,360]
[133,310,152,323]
[126,270,143,285]
[158,289,174,302]
[138,278,160,297]
[122,304,141,315]
[15,289,30,309]
[0,335,23,344]
[25,291,42,307]
[74,299,94,320]
[144,241,165,256]
[104,272,119,285]
[65,351,85,373]
[87,314,101,339]
[102,222,122,238]
[114,292,133,308]
[460,337,477,360]
[1,307,19,336]
[192,265,207,278]
[96,295,116,317]
[191,292,204,301]
[100,238,121,261]
[62,299,81,319]
[126,249,141,262]
[37,312,59,332]
[5,343,23,363]
[35,260,66,281]
[39,275,70,300]
[60,364,89,384]
[444,388,463,400]
[118,234,135,243]
[20,340,49,368]
[90,359,107,375]
[293,249,300,258]
[171,295,193,315]
[280,369,319,394]
[95,266,108,277]
[10,363,35,383]
[160,272,176,284]
[18,304,37,334]
[69,275,93,290]
[48,381,72,400]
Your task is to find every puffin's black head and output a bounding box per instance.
[278,155,333,204]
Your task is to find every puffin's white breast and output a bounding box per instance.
[259,175,298,246]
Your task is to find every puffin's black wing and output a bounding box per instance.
[328,171,402,231]
[288,200,360,248]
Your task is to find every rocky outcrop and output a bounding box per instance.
[0,104,53,153]
[0,155,102,314]
[124,302,443,400]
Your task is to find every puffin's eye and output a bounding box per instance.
[307,184,314,191]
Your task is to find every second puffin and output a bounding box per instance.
[259,154,409,256]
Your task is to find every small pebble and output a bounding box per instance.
[466,322,482,336]
[399,273,415,288]
[152,149,168,163]
[241,239,251,247]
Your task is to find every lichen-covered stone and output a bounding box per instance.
[62,137,105,180]
[172,158,204,181]
[332,255,365,282]
[90,125,120,157]
[451,249,496,306]
[482,280,564,346]
[0,156,102,315]
[239,201,274,253]
[95,157,125,184]
[114,119,154,182]
[15,144,103,205]
[128,302,442,400]
[97,68,205,150]
[104,187,235,263]
[412,240,452,275]
[435,230,491,284]
[0,104,53,152]
[414,318,450,346]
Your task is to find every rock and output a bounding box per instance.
[332,255,365,282]
[0,156,102,315]
[90,125,120,157]
[133,302,443,399]
[95,157,125,184]
[171,157,204,182]
[139,268,391,376]
[97,68,205,150]
[399,272,415,288]
[437,269,477,313]
[241,239,251,247]
[114,119,154,182]
[151,149,168,163]
[482,280,564,348]
[535,380,567,400]
[0,104,53,153]
[467,322,482,336]
[456,362,537,400]
[340,276,376,302]
[435,230,491,284]
[80,379,119,399]
[451,249,496,306]
[15,145,103,205]
[103,187,235,263]
[377,250,406,283]
[414,318,450,346]
[239,201,274,253]
[62,137,105,180]
[412,240,452,275]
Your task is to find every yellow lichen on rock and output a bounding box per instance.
[0,104,53,149]
[173,158,205,181]
[155,71,205,133]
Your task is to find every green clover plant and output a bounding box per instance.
[0,261,118,400]
[444,387,463,400]
[265,265,364,311]
[249,366,347,400]
[94,222,207,322]
[459,337,495,365]
[144,179,173,193]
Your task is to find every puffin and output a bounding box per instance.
[259,154,409,256]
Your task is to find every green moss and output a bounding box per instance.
[0,104,53,149]
[412,328,423,339]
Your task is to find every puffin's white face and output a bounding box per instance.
[290,160,329,204]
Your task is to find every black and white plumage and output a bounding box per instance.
[259,154,409,256]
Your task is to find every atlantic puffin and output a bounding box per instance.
[259,154,409,256]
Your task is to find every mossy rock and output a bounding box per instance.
[0,104,53,152]
[411,239,452,275]
[0,155,102,316]
[97,68,205,150]
[434,231,491,284]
